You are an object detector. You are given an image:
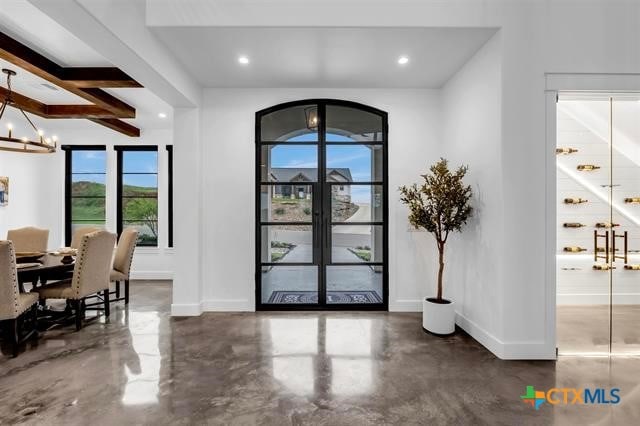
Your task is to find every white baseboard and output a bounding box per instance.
[171,303,202,316]
[201,299,254,312]
[130,271,173,280]
[455,312,556,360]
[389,299,422,312]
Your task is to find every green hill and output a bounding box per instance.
[71,181,158,222]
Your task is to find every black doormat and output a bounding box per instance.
[267,290,383,304]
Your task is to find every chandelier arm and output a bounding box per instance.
[0,100,7,121]
[19,107,40,134]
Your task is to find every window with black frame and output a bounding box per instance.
[116,146,159,247]
[63,146,107,246]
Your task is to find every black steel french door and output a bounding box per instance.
[256,99,388,310]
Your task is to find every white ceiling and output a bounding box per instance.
[0,0,172,131]
[152,26,498,88]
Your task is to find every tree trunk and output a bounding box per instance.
[437,242,444,301]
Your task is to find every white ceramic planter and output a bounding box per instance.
[422,298,455,335]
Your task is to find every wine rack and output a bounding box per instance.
[556,147,578,155]
[593,264,615,271]
[577,164,600,171]
[564,198,588,204]
[563,222,585,228]
[564,246,587,253]
[595,222,620,228]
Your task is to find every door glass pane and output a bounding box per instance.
[260,185,313,222]
[326,145,382,182]
[261,265,318,304]
[261,104,318,142]
[556,97,613,355]
[326,266,383,304]
[331,185,382,222]
[261,225,313,263]
[611,97,640,354]
[332,225,383,263]
[260,145,318,182]
[326,105,383,142]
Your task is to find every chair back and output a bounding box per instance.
[0,241,20,321]
[70,226,101,249]
[113,227,139,277]
[7,227,49,252]
[71,231,117,299]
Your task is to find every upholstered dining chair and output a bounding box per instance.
[0,240,39,357]
[70,226,101,249]
[35,231,116,331]
[110,228,139,305]
[7,226,49,253]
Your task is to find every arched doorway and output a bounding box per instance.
[256,99,388,309]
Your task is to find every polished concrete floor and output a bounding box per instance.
[1,282,640,425]
[557,305,640,355]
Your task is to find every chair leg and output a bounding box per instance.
[115,281,120,299]
[10,318,19,358]
[31,305,39,341]
[74,299,83,331]
[103,289,110,318]
[125,280,130,305]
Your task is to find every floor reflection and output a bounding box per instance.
[121,311,162,406]
[266,316,380,398]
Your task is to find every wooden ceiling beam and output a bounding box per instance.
[0,87,140,136]
[0,32,138,117]
[89,118,140,137]
[61,67,142,88]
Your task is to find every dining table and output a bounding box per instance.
[16,253,75,293]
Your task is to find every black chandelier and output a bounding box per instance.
[0,68,57,154]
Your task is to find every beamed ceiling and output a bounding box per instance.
[0,31,141,137]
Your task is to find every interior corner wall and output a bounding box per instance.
[0,152,53,239]
[199,88,441,311]
[0,125,174,280]
[441,33,504,357]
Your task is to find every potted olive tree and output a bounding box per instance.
[399,158,473,335]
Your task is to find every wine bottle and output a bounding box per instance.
[563,222,585,228]
[624,197,640,204]
[624,265,640,270]
[595,222,620,228]
[577,164,600,171]
[596,247,620,253]
[556,147,578,155]
[593,264,614,270]
[564,246,587,252]
[564,198,588,204]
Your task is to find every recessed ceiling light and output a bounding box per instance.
[398,56,409,65]
[238,56,250,65]
[158,112,167,119]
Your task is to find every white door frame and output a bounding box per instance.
[545,73,640,357]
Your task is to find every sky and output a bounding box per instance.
[72,150,158,188]
[269,132,381,204]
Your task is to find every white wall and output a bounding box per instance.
[0,123,173,279]
[145,0,640,359]
[198,88,440,311]
[441,33,504,356]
